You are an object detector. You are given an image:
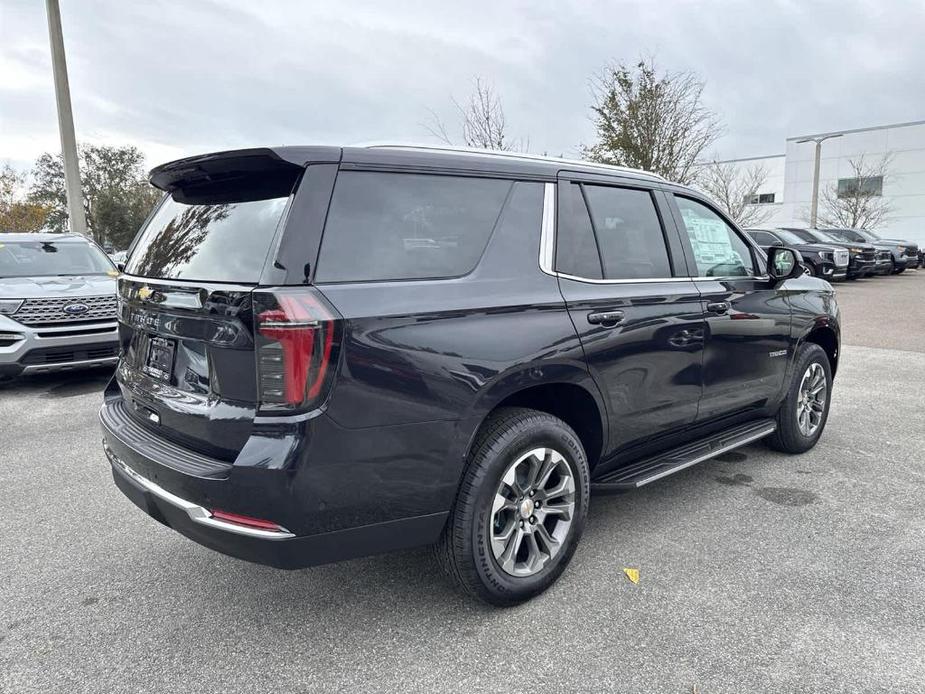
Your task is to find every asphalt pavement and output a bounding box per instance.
[1,271,923,693]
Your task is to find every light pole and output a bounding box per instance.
[796,133,843,229]
[45,0,88,236]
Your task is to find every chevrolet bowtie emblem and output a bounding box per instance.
[137,286,154,301]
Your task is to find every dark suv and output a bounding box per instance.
[746,228,848,281]
[821,228,919,274]
[101,146,839,605]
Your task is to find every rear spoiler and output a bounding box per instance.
[149,147,342,202]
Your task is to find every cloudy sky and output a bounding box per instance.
[2,0,924,174]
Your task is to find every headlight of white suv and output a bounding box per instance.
[0,299,24,315]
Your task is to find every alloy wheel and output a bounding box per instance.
[796,362,827,436]
[489,447,576,577]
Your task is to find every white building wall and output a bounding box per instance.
[711,120,925,244]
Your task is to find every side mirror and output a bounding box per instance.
[767,247,802,280]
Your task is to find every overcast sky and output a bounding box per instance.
[2,0,924,175]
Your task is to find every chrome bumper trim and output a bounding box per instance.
[107,450,295,540]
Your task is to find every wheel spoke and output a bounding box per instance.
[492,493,517,516]
[522,532,544,573]
[503,460,529,497]
[499,528,525,574]
[534,522,560,557]
[533,453,559,491]
[490,518,517,556]
[541,500,573,521]
[539,477,573,501]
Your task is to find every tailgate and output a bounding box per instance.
[115,277,259,460]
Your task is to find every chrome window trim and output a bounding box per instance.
[555,272,697,285]
[538,182,772,285]
[692,275,772,282]
[539,182,556,274]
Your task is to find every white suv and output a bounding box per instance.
[0,233,119,379]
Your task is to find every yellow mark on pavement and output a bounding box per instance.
[623,567,640,584]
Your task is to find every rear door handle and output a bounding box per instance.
[587,310,625,326]
[706,301,730,314]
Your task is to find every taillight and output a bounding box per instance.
[253,288,342,412]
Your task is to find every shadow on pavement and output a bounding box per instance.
[0,365,114,398]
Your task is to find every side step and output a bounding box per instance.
[590,418,776,494]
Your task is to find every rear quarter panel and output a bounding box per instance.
[297,181,592,529]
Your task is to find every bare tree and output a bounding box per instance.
[815,154,893,230]
[582,58,722,184]
[424,77,527,151]
[695,160,773,227]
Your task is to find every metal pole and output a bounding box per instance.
[45,0,88,236]
[809,141,822,228]
[797,133,842,230]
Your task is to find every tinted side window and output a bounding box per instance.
[556,183,602,279]
[828,229,862,243]
[749,230,781,247]
[582,185,671,280]
[316,172,511,282]
[675,196,755,277]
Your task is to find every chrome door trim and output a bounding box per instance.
[539,182,556,275]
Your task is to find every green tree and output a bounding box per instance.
[28,144,160,248]
[583,58,722,185]
[0,165,50,232]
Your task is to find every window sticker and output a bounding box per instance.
[681,208,745,269]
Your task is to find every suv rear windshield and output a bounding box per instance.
[315,171,511,283]
[125,194,289,283]
[0,239,114,278]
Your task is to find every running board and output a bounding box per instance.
[590,419,776,493]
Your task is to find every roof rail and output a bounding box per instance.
[362,143,666,181]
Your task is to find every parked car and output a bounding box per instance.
[747,228,848,281]
[822,228,919,274]
[101,145,839,605]
[780,228,879,279]
[0,233,119,379]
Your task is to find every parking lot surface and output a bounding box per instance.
[1,272,923,693]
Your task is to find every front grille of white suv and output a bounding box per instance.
[11,295,118,326]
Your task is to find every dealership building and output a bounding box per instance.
[715,119,925,245]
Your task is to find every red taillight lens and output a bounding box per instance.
[254,288,341,412]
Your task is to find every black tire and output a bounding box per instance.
[767,343,832,454]
[807,261,821,278]
[435,407,590,606]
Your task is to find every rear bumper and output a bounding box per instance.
[100,394,449,569]
[106,445,447,569]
